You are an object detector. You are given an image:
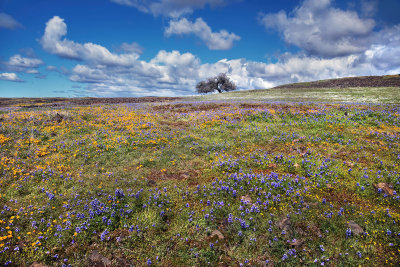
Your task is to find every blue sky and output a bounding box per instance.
[0,0,399,97]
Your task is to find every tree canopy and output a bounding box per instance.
[196,73,237,94]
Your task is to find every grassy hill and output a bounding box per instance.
[192,75,400,103]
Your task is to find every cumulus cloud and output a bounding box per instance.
[246,55,370,84]
[2,54,44,74]
[110,0,231,17]
[364,25,400,71]
[165,18,240,50]
[151,50,199,66]
[0,13,22,29]
[0,72,23,82]
[7,54,44,69]
[259,0,375,57]
[40,16,140,65]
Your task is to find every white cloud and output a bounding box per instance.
[259,0,375,57]
[40,16,140,65]
[0,72,23,82]
[40,16,81,59]
[165,17,240,50]
[2,54,44,74]
[0,13,22,29]
[70,64,110,83]
[110,0,230,17]
[246,54,374,84]
[151,50,199,66]
[364,25,400,71]
[25,69,40,74]
[7,54,44,68]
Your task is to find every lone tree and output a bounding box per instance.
[196,73,237,94]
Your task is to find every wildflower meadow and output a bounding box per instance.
[0,101,399,266]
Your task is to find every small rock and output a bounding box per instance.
[147,180,156,186]
[260,260,274,267]
[277,217,291,232]
[268,163,277,169]
[180,173,189,179]
[240,195,252,204]
[295,227,307,236]
[373,183,394,196]
[211,230,224,240]
[345,161,354,167]
[54,113,63,123]
[290,239,304,248]
[347,221,363,236]
[88,250,112,267]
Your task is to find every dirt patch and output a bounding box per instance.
[159,119,190,129]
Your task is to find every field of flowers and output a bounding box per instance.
[0,101,399,266]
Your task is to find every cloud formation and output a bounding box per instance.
[165,18,240,50]
[259,0,375,57]
[39,15,400,97]
[2,54,44,76]
[0,72,23,82]
[0,13,22,30]
[7,54,43,69]
[40,16,140,65]
[110,0,230,17]
[364,25,400,71]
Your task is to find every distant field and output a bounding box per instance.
[190,86,400,104]
[0,100,399,266]
[192,74,400,104]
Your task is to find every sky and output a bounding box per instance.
[0,0,399,98]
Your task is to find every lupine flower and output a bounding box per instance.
[100,229,109,241]
[346,228,352,238]
[115,188,124,198]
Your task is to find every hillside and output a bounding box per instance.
[195,75,400,103]
[273,74,400,89]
